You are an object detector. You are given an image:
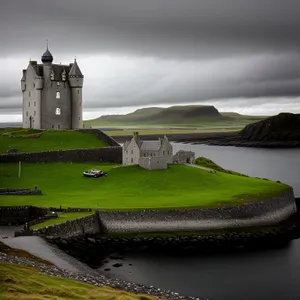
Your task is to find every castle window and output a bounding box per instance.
[168,151,170,155]
[58,125,61,129]
[28,102,30,107]
[26,111,28,116]
[62,72,66,81]
[78,117,81,120]
[56,91,60,99]
[55,107,61,115]
[57,82,60,86]
[77,90,80,94]
[33,83,35,88]
[29,91,31,97]
[50,70,54,80]
[34,101,36,106]
[131,158,133,163]
[163,151,165,155]
[131,150,133,154]
[34,111,36,116]
[51,125,54,129]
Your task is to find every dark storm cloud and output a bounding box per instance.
[0,0,300,115]
[1,0,300,58]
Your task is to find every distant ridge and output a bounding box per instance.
[87,105,229,125]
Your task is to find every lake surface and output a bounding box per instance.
[98,144,300,300]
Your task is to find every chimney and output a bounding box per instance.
[133,132,140,144]
[22,69,26,76]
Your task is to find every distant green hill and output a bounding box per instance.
[85,105,266,127]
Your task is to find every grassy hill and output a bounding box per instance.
[0,129,108,153]
[0,262,158,300]
[0,162,288,209]
[85,105,266,128]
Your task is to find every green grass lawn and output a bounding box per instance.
[0,129,108,153]
[30,212,93,229]
[0,262,158,300]
[0,163,288,209]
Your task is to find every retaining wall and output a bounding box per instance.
[34,212,101,238]
[0,206,48,225]
[98,188,297,233]
[0,146,122,164]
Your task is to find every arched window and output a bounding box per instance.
[56,91,60,99]
[50,70,55,80]
[55,107,61,115]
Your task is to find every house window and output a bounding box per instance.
[33,83,35,88]
[150,153,152,156]
[78,117,81,120]
[131,158,133,163]
[26,111,28,116]
[34,111,36,116]
[51,125,54,129]
[56,91,60,99]
[57,82,60,86]
[168,151,170,155]
[55,107,61,115]
[77,90,80,94]
[28,102,30,107]
[50,70,54,80]
[34,101,36,106]
[126,150,128,154]
[58,125,61,129]
[144,153,146,157]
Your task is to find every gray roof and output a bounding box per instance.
[69,59,83,77]
[140,140,162,151]
[31,63,71,81]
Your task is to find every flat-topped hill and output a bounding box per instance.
[1,162,288,209]
[85,105,266,128]
[0,128,108,153]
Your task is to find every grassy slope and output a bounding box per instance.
[0,262,158,300]
[195,156,248,177]
[0,163,288,209]
[30,212,93,229]
[0,130,108,153]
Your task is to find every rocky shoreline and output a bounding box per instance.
[0,251,199,300]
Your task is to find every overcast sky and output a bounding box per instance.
[1,0,300,122]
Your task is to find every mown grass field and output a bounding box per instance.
[0,163,288,209]
[0,129,108,153]
[30,212,93,229]
[0,262,158,300]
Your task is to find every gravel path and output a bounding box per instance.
[184,163,215,173]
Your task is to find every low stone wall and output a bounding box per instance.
[77,129,120,147]
[0,206,48,225]
[34,212,101,238]
[0,146,122,164]
[99,188,296,233]
[0,188,42,195]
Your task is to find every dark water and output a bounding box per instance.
[98,144,300,300]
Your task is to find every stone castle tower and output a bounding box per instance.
[21,46,84,129]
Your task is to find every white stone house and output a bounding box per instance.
[123,132,173,169]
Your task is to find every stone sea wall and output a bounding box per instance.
[99,188,296,233]
[34,213,101,238]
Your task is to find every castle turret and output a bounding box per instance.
[68,58,83,128]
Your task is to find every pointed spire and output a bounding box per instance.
[69,58,83,77]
